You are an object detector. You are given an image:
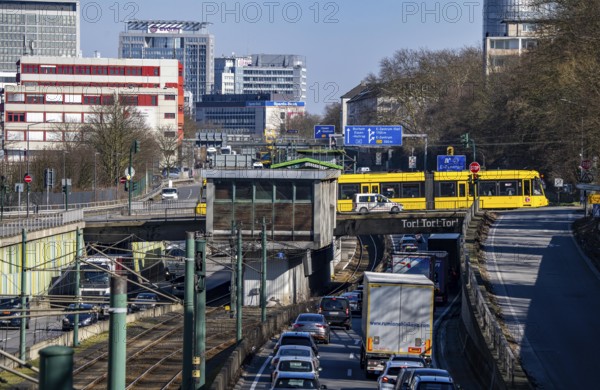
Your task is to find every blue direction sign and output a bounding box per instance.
[344,126,402,146]
[314,125,335,139]
[437,155,466,172]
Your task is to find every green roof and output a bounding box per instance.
[270,158,343,170]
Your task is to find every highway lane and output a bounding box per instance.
[484,207,600,389]
[234,316,375,390]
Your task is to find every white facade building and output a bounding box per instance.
[3,56,182,157]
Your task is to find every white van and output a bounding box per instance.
[353,193,403,214]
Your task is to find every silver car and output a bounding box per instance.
[291,313,330,344]
[271,356,322,384]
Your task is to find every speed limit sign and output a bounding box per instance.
[554,178,564,188]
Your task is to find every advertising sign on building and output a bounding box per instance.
[148,24,183,34]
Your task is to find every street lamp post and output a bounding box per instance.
[94,152,99,203]
[25,121,49,218]
[560,99,585,167]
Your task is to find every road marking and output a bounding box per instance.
[347,368,352,377]
[249,355,272,390]
[348,352,354,359]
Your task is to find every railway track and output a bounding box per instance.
[327,235,380,295]
[71,307,267,389]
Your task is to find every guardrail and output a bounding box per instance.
[0,209,84,238]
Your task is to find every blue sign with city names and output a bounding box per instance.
[344,126,403,146]
[437,155,466,172]
[314,125,335,139]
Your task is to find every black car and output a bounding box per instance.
[317,296,352,330]
[62,303,99,331]
[0,296,29,329]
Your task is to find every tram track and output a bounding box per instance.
[72,302,267,390]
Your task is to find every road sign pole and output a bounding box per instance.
[128,145,133,216]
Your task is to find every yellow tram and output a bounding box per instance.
[337,169,548,212]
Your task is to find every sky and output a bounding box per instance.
[80,0,483,115]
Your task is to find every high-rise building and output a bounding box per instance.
[119,20,214,103]
[214,54,306,102]
[483,0,550,73]
[0,0,80,73]
[3,56,182,158]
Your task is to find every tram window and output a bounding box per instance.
[361,185,369,193]
[533,179,543,195]
[524,180,531,195]
[437,182,456,197]
[402,183,422,198]
[382,183,400,198]
[459,183,466,197]
[339,184,359,200]
[479,182,496,196]
[499,181,520,196]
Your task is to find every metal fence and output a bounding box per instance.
[0,209,84,238]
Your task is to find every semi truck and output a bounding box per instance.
[389,251,448,304]
[427,233,461,288]
[360,272,434,377]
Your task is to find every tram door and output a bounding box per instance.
[361,184,379,194]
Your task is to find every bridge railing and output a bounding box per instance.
[130,199,199,219]
[0,209,84,238]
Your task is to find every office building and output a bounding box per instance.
[119,20,214,103]
[3,56,182,158]
[0,0,80,73]
[214,54,306,102]
[196,93,305,139]
[483,0,551,73]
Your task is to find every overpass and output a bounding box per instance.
[334,211,465,236]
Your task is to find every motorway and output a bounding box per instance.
[484,207,600,389]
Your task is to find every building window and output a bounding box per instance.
[84,95,101,105]
[7,112,26,122]
[120,95,138,106]
[26,94,44,104]
[164,113,176,119]
[165,95,176,100]
[6,93,25,103]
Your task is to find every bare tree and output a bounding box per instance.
[83,98,155,187]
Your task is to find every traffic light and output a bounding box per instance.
[446,146,454,156]
[124,181,129,192]
[472,173,479,183]
[132,181,138,191]
[133,140,141,153]
[460,133,469,147]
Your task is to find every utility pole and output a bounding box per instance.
[128,140,140,216]
[182,232,195,389]
[73,228,82,347]
[236,227,243,342]
[107,274,127,390]
[19,229,27,362]
[0,175,7,221]
[261,218,267,322]
[230,221,236,319]
[194,235,207,389]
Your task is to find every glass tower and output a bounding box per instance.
[484,0,540,37]
[119,20,214,103]
[0,0,80,72]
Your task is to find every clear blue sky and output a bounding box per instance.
[81,0,482,115]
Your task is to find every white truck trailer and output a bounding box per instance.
[360,272,434,377]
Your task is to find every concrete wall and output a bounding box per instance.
[0,225,82,296]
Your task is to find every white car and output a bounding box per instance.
[161,187,178,201]
[271,355,321,384]
[377,360,424,390]
[270,345,320,371]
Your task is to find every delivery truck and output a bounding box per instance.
[360,272,434,377]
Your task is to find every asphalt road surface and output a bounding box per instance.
[484,207,600,389]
